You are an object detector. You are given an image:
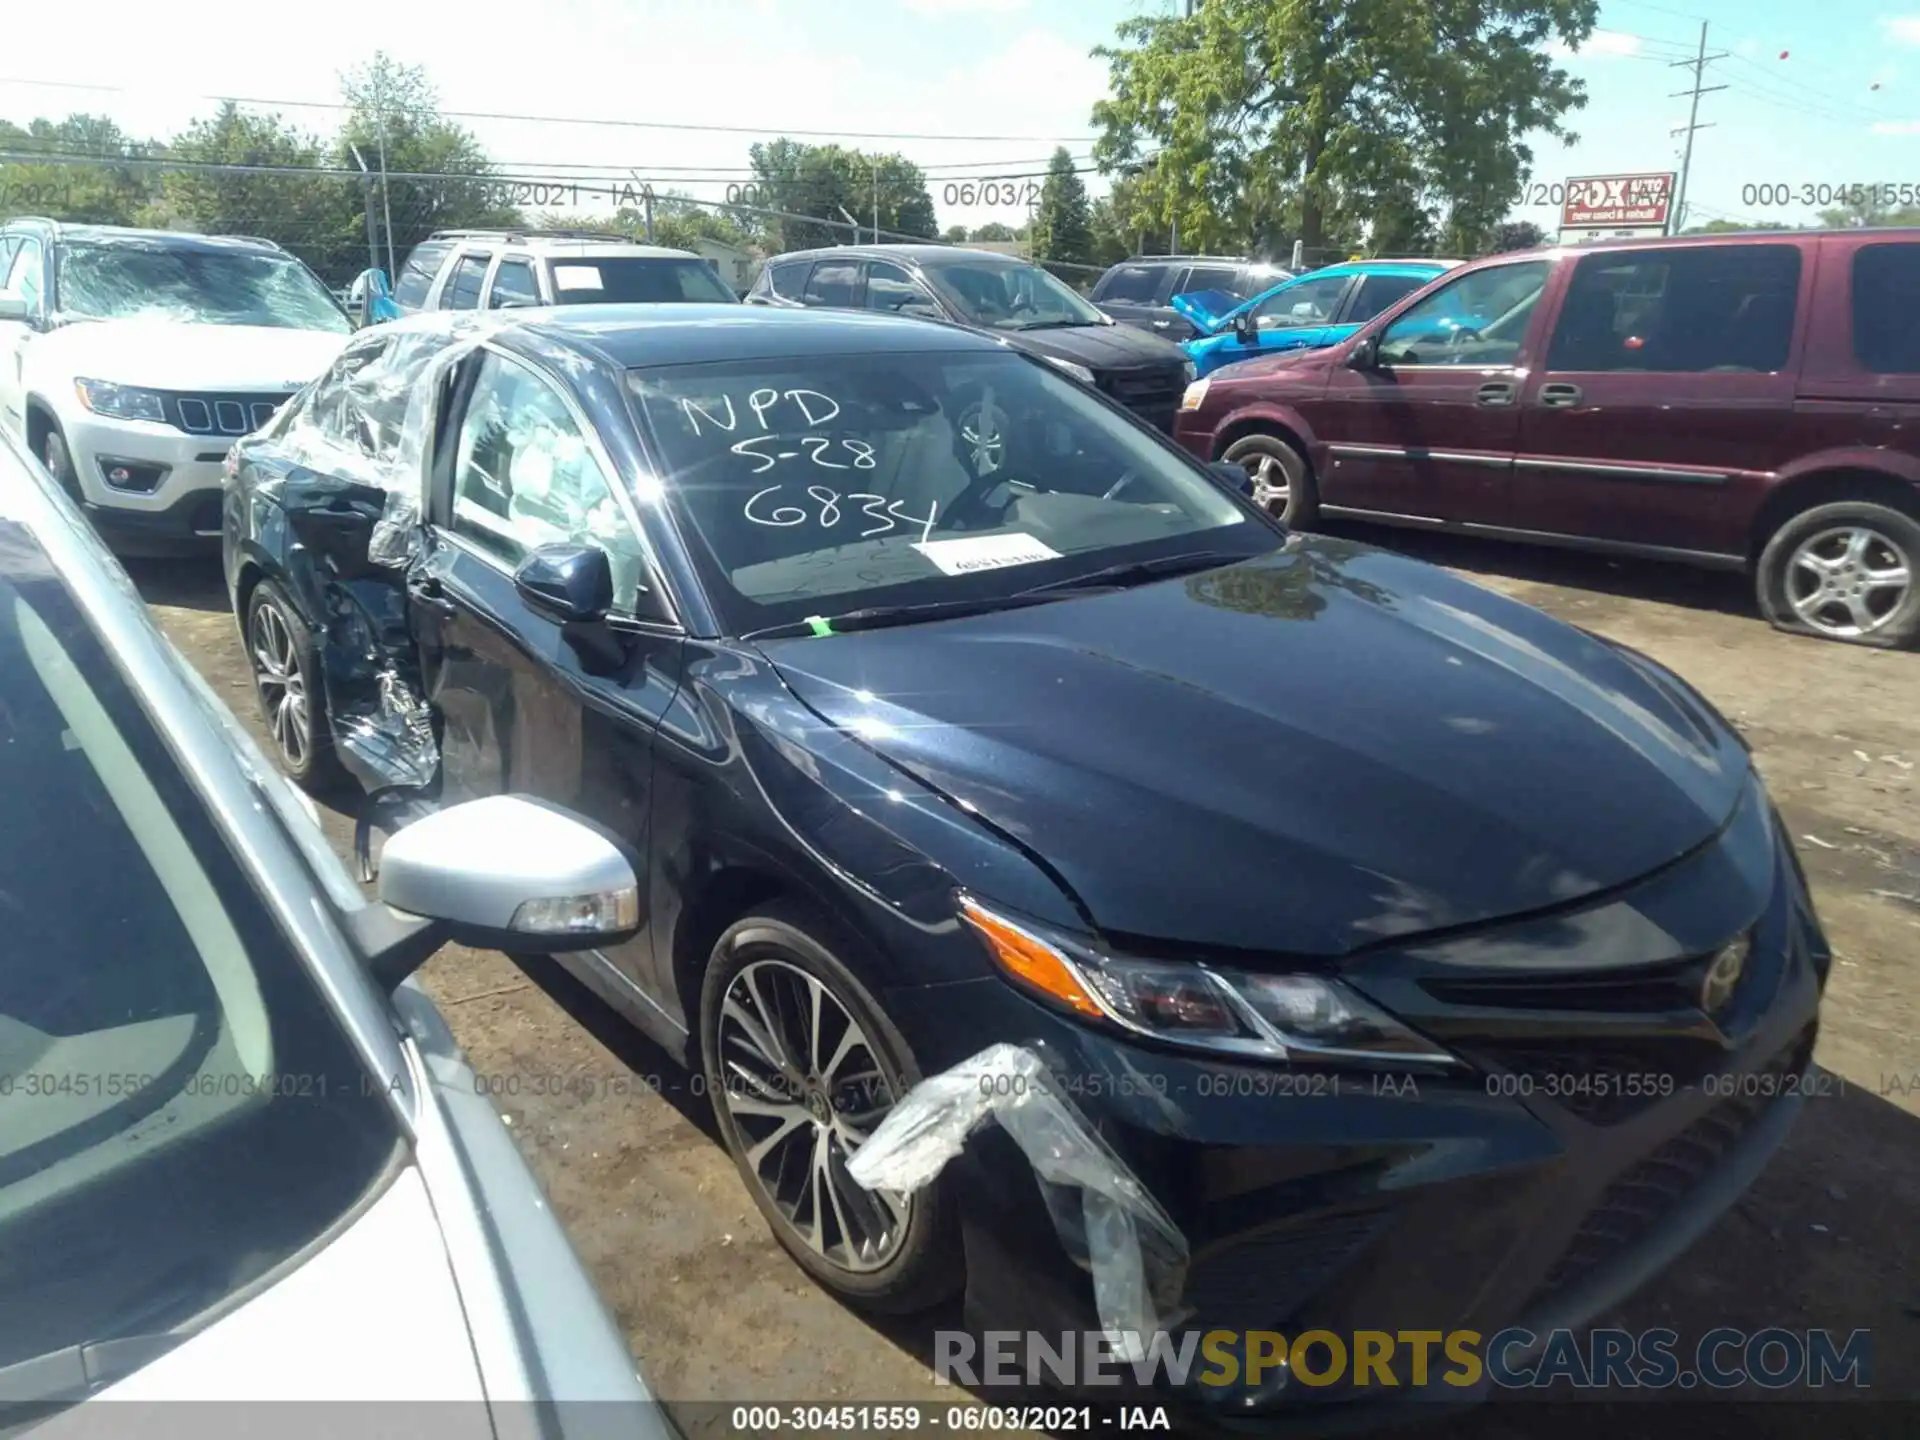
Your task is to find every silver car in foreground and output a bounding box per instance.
[0,424,674,1437]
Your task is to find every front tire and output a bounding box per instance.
[1756,499,1920,648]
[1221,432,1319,528]
[244,579,348,792]
[700,903,962,1313]
[40,426,83,506]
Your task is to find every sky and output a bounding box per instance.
[0,0,1914,243]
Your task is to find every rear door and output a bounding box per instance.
[1093,261,1173,333]
[407,345,685,1005]
[484,256,542,310]
[1312,257,1555,525]
[1509,241,1807,555]
[436,251,492,311]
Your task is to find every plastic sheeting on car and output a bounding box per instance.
[844,1044,1190,1357]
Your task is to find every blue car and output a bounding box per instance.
[1175,259,1462,376]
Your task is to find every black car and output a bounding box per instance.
[225,304,1826,1423]
[1089,254,1292,341]
[745,244,1195,432]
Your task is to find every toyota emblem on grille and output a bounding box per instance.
[1700,936,1749,1014]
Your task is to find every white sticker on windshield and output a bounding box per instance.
[913,533,1061,576]
[553,265,604,292]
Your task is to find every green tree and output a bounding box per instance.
[942,223,969,243]
[336,54,519,282]
[1088,195,1131,266]
[1031,147,1094,266]
[1091,0,1597,256]
[1683,218,1797,234]
[1489,219,1547,252]
[969,222,1020,242]
[746,139,936,251]
[0,114,153,225]
[1816,198,1920,229]
[146,103,360,279]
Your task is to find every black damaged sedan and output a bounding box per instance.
[225,305,1827,1421]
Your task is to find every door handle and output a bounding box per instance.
[407,575,459,617]
[1539,382,1583,408]
[1475,381,1516,407]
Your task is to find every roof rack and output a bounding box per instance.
[428,227,638,245]
[2,216,60,233]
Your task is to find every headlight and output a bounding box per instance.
[959,895,1456,1068]
[1044,355,1095,385]
[74,378,167,424]
[1179,377,1210,412]
[1182,358,1197,383]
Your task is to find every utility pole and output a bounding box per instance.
[872,158,880,245]
[348,144,380,275]
[375,84,396,279]
[1669,21,1728,235]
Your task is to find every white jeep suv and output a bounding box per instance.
[0,220,353,554]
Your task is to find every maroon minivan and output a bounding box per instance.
[1174,228,1920,647]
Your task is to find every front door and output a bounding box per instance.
[409,345,685,1006]
[1509,242,1806,556]
[1312,258,1556,526]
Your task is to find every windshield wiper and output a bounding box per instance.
[1015,318,1099,331]
[745,592,1063,640]
[1014,549,1250,596]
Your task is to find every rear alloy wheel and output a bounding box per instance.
[245,580,347,792]
[1221,432,1319,528]
[1757,500,1920,648]
[701,907,961,1312]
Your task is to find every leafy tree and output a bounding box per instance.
[746,139,936,252]
[969,222,1020,242]
[942,224,969,243]
[1087,196,1132,266]
[1091,0,1597,256]
[1489,219,1548,252]
[1683,218,1797,234]
[0,114,154,225]
[335,54,519,282]
[1816,198,1920,229]
[147,103,361,280]
[1032,147,1094,266]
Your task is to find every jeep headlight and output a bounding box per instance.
[74,378,168,424]
[959,895,1457,1067]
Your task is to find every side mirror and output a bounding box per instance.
[514,542,614,624]
[361,794,641,989]
[1347,333,1381,371]
[1232,312,1256,344]
[0,296,28,323]
[1210,460,1255,498]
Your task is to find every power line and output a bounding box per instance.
[0,74,1098,145]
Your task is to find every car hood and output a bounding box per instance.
[1168,288,1249,335]
[79,1164,488,1408]
[760,538,1750,957]
[35,318,349,391]
[1002,320,1190,369]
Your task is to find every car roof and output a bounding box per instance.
[2,221,287,256]
[769,244,1034,267]
[435,233,705,261]
[1482,227,1920,263]
[385,302,1015,368]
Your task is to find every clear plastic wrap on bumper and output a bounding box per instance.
[845,1044,1190,1355]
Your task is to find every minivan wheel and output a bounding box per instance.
[1221,433,1319,528]
[245,580,348,791]
[1757,501,1920,648]
[701,905,962,1313]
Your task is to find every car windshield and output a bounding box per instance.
[0,529,400,1401]
[627,349,1267,635]
[55,242,352,332]
[548,257,738,304]
[917,257,1107,331]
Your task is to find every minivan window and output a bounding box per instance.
[443,254,490,311]
[1852,243,1920,374]
[1377,260,1551,367]
[1545,245,1800,374]
[0,538,400,1399]
[393,240,455,309]
[1096,265,1162,303]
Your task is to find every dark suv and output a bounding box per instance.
[746,244,1194,432]
[1090,254,1291,340]
[1176,228,1920,648]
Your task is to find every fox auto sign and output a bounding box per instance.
[1560,173,1676,232]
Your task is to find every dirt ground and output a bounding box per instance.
[129,524,1919,1436]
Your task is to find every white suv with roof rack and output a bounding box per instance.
[374,229,741,318]
[0,219,353,555]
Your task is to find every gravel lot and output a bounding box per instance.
[130,525,1919,1437]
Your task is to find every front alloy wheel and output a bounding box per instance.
[714,958,909,1272]
[251,600,312,770]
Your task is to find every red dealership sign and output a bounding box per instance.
[1560,173,1676,229]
